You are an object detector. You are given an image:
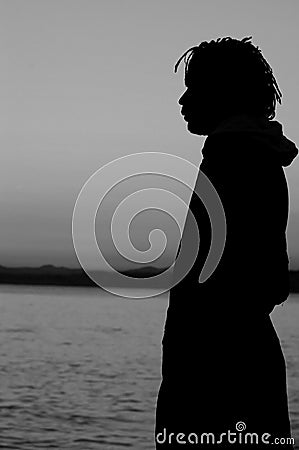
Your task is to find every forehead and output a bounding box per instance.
[184,64,218,92]
[184,74,205,90]
[184,63,210,87]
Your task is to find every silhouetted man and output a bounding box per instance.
[155,37,298,448]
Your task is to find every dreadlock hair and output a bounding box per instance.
[174,36,282,120]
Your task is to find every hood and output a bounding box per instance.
[208,114,298,167]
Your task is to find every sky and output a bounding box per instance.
[0,0,299,270]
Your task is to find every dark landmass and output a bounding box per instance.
[0,264,299,293]
[0,264,170,288]
[288,270,299,293]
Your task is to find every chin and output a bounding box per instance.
[186,120,209,136]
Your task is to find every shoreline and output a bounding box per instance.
[0,265,299,293]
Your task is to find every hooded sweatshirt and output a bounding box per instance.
[206,114,298,167]
[166,113,298,322]
[183,113,298,314]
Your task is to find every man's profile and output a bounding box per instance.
[155,37,298,448]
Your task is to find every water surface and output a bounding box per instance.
[0,286,298,449]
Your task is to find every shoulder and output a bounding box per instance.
[201,131,285,176]
[199,131,288,207]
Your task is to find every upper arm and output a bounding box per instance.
[200,134,290,303]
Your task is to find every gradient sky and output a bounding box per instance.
[1,0,298,270]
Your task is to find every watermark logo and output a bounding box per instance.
[235,421,246,432]
[72,152,227,298]
[156,420,295,446]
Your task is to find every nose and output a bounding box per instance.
[178,90,187,106]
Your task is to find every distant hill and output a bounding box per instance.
[289,270,299,293]
[0,264,92,287]
[0,265,298,292]
[0,264,169,288]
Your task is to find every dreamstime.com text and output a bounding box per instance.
[155,421,295,446]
